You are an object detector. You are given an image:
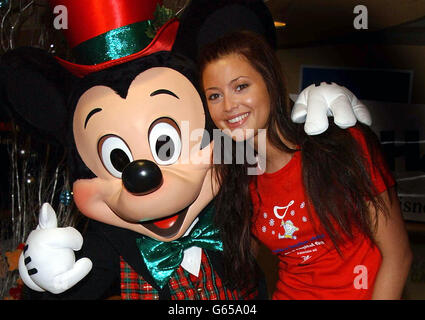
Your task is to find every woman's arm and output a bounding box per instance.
[371,187,413,300]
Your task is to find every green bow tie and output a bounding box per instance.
[136,205,223,289]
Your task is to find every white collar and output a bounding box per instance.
[180,217,202,277]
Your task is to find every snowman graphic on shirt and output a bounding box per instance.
[281,220,299,239]
[273,200,301,240]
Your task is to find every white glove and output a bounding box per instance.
[291,82,372,135]
[18,203,92,294]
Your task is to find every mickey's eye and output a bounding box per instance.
[98,135,133,178]
[148,118,181,165]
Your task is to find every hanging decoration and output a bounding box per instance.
[0,126,76,299]
[0,0,10,9]
[0,0,73,299]
[0,0,70,57]
[162,0,190,17]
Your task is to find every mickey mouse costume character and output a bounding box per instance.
[1,0,371,299]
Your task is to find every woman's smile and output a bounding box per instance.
[226,112,250,128]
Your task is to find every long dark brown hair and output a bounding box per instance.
[199,31,391,292]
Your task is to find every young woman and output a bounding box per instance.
[199,31,412,300]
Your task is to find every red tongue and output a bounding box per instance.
[153,213,180,229]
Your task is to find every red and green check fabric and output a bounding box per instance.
[120,251,256,300]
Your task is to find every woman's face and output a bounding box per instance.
[202,54,271,142]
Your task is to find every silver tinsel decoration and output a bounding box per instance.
[0,0,70,56]
[0,127,76,300]
[0,0,73,299]
[0,132,76,299]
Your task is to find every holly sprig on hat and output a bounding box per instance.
[146,4,175,39]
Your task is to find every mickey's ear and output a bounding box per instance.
[0,47,76,141]
[173,0,276,61]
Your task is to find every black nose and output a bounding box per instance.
[122,160,163,195]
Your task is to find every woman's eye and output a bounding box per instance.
[148,118,182,165]
[208,93,220,101]
[98,135,133,178]
[236,83,249,92]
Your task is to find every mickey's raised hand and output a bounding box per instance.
[18,203,92,294]
[291,82,372,135]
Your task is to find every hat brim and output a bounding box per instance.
[56,19,180,78]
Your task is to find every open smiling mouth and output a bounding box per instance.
[141,204,190,238]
